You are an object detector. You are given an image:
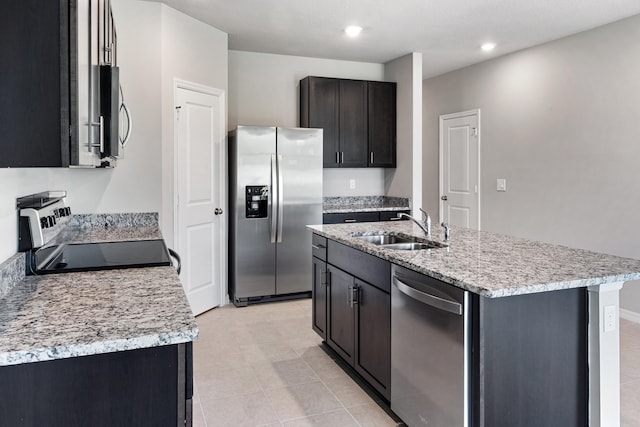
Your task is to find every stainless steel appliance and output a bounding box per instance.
[229,126,323,307]
[391,264,470,427]
[18,191,175,275]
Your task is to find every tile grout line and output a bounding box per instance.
[300,355,365,426]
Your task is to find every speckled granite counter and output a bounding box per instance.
[0,214,198,366]
[323,196,410,213]
[307,221,640,297]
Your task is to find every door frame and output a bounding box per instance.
[173,79,228,307]
[438,109,481,229]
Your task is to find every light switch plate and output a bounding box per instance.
[497,178,507,192]
[349,179,356,189]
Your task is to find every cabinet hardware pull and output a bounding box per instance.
[370,152,374,164]
[311,244,326,250]
[336,152,339,164]
[344,219,357,223]
[320,271,327,286]
[341,152,344,163]
[352,285,359,306]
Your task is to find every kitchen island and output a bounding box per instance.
[307,221,640,427]
[0,215,198,426]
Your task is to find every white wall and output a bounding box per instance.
[384,53,423,214]
[159,5,228,247]
[422,14,640,313]
[228,50,386,197]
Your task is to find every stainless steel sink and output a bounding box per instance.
[382,241,448,250]
[353,234,415,245]
[352,233,448,250]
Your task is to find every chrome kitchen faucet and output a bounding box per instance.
[399,208,431,239]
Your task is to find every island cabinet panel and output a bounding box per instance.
[326,265,356,364]
[327,240,391,292]
[354,278,391,399]
[0,343,193,426]
[313,237,392,400]
[472,288,588,427]
[312,256,328,339]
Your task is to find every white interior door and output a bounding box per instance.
[440,110,480,230]
[175,82,225,315]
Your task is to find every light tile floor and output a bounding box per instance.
[192,299,640,427]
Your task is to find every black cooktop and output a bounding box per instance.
[33,239,172,274]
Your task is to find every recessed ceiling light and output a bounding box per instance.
[481,42,496,52]
[345,25,363,37]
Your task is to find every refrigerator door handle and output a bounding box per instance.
[270,154,277,243]
[277,154,284,243]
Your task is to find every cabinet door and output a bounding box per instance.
[339,80,368,167]
[354,279,391,399]
[326,266,355,364]
[312,256,327,340]
[302,77,340,168]
[0,0,68,167]
[368,81,396,167]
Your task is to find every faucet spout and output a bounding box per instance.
[399,211,431,239]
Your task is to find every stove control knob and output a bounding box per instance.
[48,216,56,227]
[57,208,65,217]
[40,217,49,229]
[65,207,71,216]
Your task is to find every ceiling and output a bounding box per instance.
[156,0,640,79]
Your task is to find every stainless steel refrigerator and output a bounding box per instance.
[229,126,323,307]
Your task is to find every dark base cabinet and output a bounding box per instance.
[0,343,193,426]
[322,210,409,224]
[314,236,392,400]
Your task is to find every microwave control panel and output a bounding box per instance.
[246,186,269,219]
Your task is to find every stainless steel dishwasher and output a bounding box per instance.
[391,264,470,427]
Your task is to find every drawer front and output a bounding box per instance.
[379,210,410,221]
[323,212,379,224]
[312,234,328,261]
[327,240,391,292]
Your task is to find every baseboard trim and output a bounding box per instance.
[620,308,640,324]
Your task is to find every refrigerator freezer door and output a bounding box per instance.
[231,126,277,299]
[275,127,323,295]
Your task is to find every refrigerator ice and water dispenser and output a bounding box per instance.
[245,185,269,218]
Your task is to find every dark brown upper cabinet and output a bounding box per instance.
[368,81,397,168]
[300,76,396,168]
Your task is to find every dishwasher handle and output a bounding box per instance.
[393,276,463,315]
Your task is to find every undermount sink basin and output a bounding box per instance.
[382,241,448,250]
[352,233,448,250]
[353,234,415,245]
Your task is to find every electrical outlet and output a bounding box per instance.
[604,305,616,332]
[497,179,507,192]
[349,179,356,189]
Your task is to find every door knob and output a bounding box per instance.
[214,208,223,215]
[441,195,448,201]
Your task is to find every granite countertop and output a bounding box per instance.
[323,196,410,214]
[307,222,640,298]
[0,218,198,366]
